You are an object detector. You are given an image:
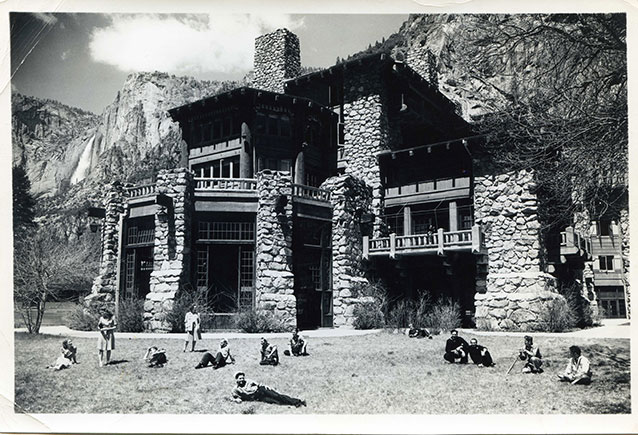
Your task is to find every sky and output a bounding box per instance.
[10,13,408,114]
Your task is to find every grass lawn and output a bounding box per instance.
[14,331,630,414]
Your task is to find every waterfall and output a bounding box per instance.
[70,134,96,184]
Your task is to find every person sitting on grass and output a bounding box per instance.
[259,338,279,366]
[195,338,235,369]
[406,323,432,339]
[231,371,306,407]
[284,328,308,356]
[48,339,78,371]
[143,346,168,368]
[558,345,592,385]
[444,329,469,364]
[468,338,494,367]
[519,335,543,373]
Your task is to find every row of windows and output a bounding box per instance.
[192,115,242,144]
[198,221,255,241]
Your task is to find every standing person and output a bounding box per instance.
[195,338,235,369]
[231,371,306,407]
[468,338,494,367]
[284,328,309,356]
[558,345,592,385]
[183,305,201,352]
[444,329,469,364]
[48,339,78,370]
[97,311,116,367]
[259,338,279,366]
[519,335,543,373]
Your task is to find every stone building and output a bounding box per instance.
[86,28,629,331]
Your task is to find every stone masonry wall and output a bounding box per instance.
[84,182,126,315]
[144,168,194,332]
[405,37,439,88]
[255,170,297,325]
[473,167,561,330]
[252,29,301,94]
[321,175,373,327]
[620,207,630,317]
[343,65,392,234]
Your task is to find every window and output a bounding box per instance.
[599,255,614,271]
[598,219,612,236]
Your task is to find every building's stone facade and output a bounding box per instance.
[322,175,373,327]
[405,36,439,88]
[143,168,194,332]
[85,182,126,315]
[619,207,630,316]
[342,64,393,234]
[473,167,561,330]
[254,170,297,325]
[253,29,301,94]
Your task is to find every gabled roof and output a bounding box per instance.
[168,86,337,120]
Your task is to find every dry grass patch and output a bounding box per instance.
[14,331,630,414]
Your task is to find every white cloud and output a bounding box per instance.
[61,50,69,60]
[89,14,303,75]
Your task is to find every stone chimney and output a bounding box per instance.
[252,28,301,93]
[406,37,439,88]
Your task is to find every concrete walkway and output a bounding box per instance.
[16,319,630,340]
[14,325,383,340]
[459,318,630,339]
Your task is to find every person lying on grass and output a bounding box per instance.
[444,329,469,364]
[284,328,309,356]
[519,335,543,373]
[259,338,279,366]
[47,339,78,371]
[406,323,432,339]
[143,346,168,368]
[558,345,592,385]
[468,338,494,367]
[195,338,235,369]
[231,371,306,407]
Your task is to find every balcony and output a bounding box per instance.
[292,184,331,203]
[363,225,483,259]
[559,227,592,260]
[195,177,257,191]
[126,184,157,199]
[384,176,471,206]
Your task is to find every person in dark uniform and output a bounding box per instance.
[468,338,494,367]
[259,338,279,366]
[444,329,469,364]
[519,335,543,373]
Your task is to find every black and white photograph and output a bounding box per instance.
[1,0,634,433]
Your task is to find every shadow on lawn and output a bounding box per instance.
[107,359,129,365]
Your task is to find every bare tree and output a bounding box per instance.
[446,14,627,228]
[14,227,99,333]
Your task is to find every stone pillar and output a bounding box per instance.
[85,182,126,315]
[403,206,412,236]
[342,64,393,234]
[473,167,562,330]
[144,168,194,332]
[255,170,296,325]
[252,29,301,94]
[321,175,373,327]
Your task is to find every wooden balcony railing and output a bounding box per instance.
[559,227,592,259]
[126,184,157,198]
[363,225,482,259]
[195,177,257,191]
[292,184,331,202]
[385,176,470,199]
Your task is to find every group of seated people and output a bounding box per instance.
[442,330,593,384]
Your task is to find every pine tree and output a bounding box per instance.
[12,164,36,236]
